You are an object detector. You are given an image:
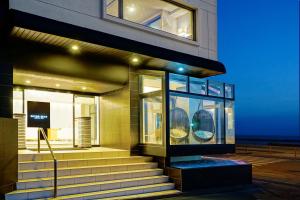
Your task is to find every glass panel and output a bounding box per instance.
[24,89,74,148]
[169,73,188,92]
[13,89,23,114]
[140,75,162,93]
[225,100,235,144]
[74,96,99,146]
[189,77,206,95]
[225,84,234,99]
[208,80,224,97]
[170,93,224,145]
[142,96,163,144]
[106,0,119,17]
[122,0,194,39]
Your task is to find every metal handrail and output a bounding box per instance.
[38,128,58,198]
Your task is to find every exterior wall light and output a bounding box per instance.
[25,80,31,84]
[55,84,60,87]
[82,86,87,90]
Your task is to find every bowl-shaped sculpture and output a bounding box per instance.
[192,110,215,142]
[170,107,190,143]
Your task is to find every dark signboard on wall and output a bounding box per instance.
[27,101,50,129]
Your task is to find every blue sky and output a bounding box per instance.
[216,0,299,139]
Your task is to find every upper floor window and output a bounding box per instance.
[105,0,195,40]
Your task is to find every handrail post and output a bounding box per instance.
[37,127,58,198]
[54,159,58,198]
[38,128,41,153]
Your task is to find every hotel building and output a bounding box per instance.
[0,0,236,199]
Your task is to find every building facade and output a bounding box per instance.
[0,0,235,198]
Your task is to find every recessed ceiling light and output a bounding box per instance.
[55,84,60,87]
[132,57,139,63]
[127,5,136,12]
[25,80,31,84]
[178,67,184,72]
[82,86,87,90]
[71,45,79,51]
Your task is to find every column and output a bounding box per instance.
[0,63,13,118]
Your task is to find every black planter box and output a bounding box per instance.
[166,160,252,191]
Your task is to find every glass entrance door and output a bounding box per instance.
[74,95,100,146]
[13,88,100,149]
[24,89,74,148]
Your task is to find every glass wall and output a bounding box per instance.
[189,77,207,95]
[225,100,235,144]
[106,0,194,40]
[169,73,188,92]
[106,0,119,17]
[140,75,162,93]
[170,93,224,145]
[168,73,235,145]
[140,75,164,145]
[225,84,234,99]
[24,90,74,147]
[208,80,224,97]
[142,97,163,144]
[13,88,100,148]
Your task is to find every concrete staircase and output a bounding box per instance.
[6,149,180,200]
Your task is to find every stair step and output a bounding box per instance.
[19,162,158,179]
[19,149,130,162]
[53,183,177,200]
[19,156,152,170]
[6,176,170,200]
[102,189,180,200]
[17,168,163,189]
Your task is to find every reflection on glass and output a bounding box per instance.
[225,100,235,144]
[170,93,224,145]
[169,73,188,92]
[189,77,206,95]
[140,75,162,93]
[106,0,119,17]
[142,97,163,144]
[208,80,224,97]
[225,84,234,99]
[106,0,194,39]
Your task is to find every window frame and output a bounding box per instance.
[139,74,166,146]
[102,0,197,42]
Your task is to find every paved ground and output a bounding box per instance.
[157,146,300,200]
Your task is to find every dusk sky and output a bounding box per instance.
[216,0,299,139]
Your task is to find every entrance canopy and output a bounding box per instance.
[1,10,226,94]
